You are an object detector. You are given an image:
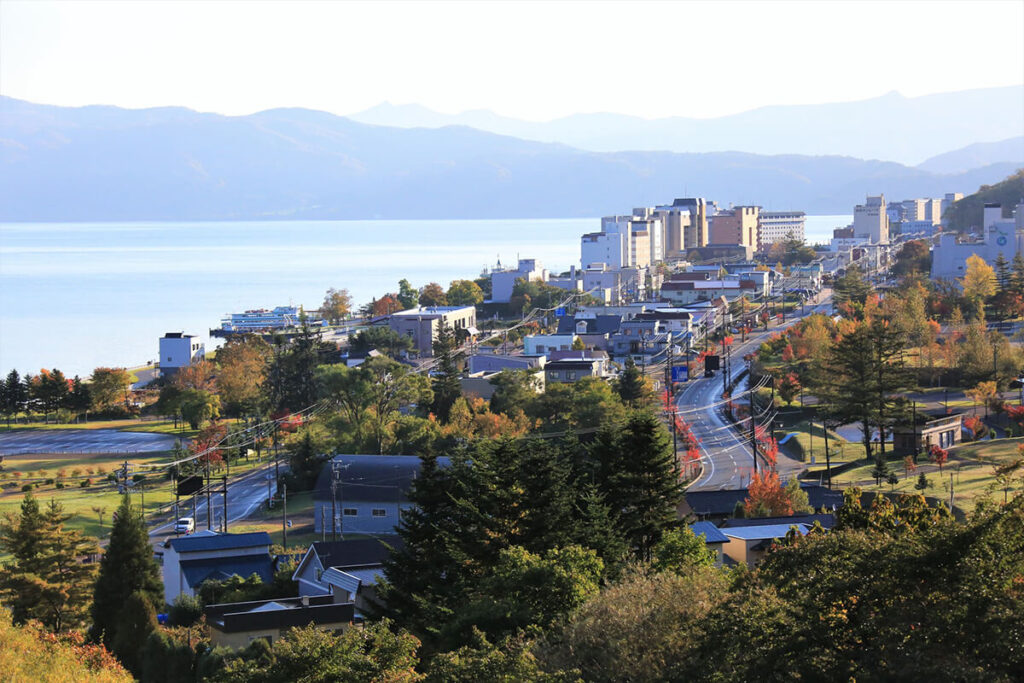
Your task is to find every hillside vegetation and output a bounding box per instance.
[945,169,1024,231]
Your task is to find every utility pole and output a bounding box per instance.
[222,476,228,533]
[205,454,212,531]
[912,400,919,464]
[823,418,832,489]
[282,483,288,550]
[749,373,758,475]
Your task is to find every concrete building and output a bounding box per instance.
[631,215,665,263]
[581,231,628,270]
[758,211,806,247]
[661,279,759,305]
[710,206,760,248]
[670,198,709,249]
[523,333,577,356]
[490,258,547,303]
[388,306,477,356]
[931,203,1024,282]
[652,203,695,258]
[582,264,647,304]
[893,413,963,453]
[313,455,451,536]
[941,192,964,226]
[162,531,274,607]
[159,332,205,377]
[853,195,889,244]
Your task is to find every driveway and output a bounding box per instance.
[0,429,179,455]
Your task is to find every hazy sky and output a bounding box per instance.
[2,0,1022,120]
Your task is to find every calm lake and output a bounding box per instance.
[0,215,849,376]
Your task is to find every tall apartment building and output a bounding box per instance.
[593,214,654,268]
[941,193,964,227]
[709,206,760,248]
[581,231,627,270]
[853,195,889,244]
[652,204,693,258]
[673,198,710,248]
[757,211,806,248]
[631,216,664,263]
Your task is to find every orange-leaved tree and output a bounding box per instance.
[743,470,793,517]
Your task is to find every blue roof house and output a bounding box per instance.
[689,521,729,566]
[721,523,810,567]
[162,530,273,607]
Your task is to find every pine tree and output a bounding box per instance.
[90,495,162,647]
[615,358,653,407]
[0,494,98,631]
[111,591,158,677]
[995,253,1011,294]
[430,322,463,423]
[591,411,683,561]
[871,456,891,486]
[1012,252,1024,297]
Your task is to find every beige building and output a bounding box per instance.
[388,306,477,356]
[722,524,809,567]
[206,596,355,650]
[853,195,889,244]
[709,206,760,248]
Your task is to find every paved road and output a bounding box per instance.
[0,428,179,455]
[150,462,280,541]
[682,292,834,491]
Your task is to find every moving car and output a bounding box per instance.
[174,517,195,534]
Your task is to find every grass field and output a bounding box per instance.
[2,418,200,439]
[831,436,1024,511]
[230,489,317,552]
[0,449,270,545]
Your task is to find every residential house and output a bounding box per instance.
[682,485,843,521]
[721,523,810,567]
[689,521,728,566]
[555,314,622,351]
[661,279,758,306]
[205,595,355,650]
[292,537,401,612]
[162,531,273,607]
[313,455,451,536]
[544,350,610,384]
[524,333,577,356]
[388,306,477,356]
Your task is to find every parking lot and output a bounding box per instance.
[0,429,178,455]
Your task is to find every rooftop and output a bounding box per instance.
[313,454,451,503]
[689,521,729,544]
[168,530,272,553]
[722,524,810,541]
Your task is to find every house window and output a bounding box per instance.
[567,371,577,380]
[343,508,358,516]
[372,509,387,517]
[549,371,559,379]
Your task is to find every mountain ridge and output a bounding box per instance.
[0,96,1017,222]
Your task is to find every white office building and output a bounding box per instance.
[758,211,806,247]
[159,332,205,377]
[853,195,889,244]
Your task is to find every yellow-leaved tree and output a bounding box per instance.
[962,253,996,304]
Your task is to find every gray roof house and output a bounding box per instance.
[292,537,403,612]
[313,455,451,536]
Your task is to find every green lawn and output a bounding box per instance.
[831,436,1024,511]
[231,489,317,552]
[2,418,200,439]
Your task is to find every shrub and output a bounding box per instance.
[45,478,56,485]
[81,479,91,488]
[56,482,65,489]
[21,484,33,492]
[167,594,203,627]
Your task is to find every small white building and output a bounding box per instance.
[523,333,577,356]
[162,530,273,607]
[159,332,205,377]
[490,259,547,303]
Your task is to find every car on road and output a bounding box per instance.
[174,517,195,534]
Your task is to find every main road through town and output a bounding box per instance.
[680,289,834,491]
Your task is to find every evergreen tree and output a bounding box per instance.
[69,375,91,420]
[90,495,162,647]
[265,323,323,413]
[1012,252,1024,296]
[614,358,653,407]
[833,264,871,312]
[0,494,98,631]
[430,322,463,423]
[111,590,158,677]
[872,456,891,485]
[397,278,419,310]
[591,412,683,561]
[995,253,1010,294]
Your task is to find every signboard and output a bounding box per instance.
[176,474,203,497]
[671,365,688,382]
[705,355,721,371]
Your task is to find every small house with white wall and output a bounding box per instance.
[159,332,205,377]
[162,530,273,607]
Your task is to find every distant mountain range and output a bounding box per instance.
[349,86,1024,166]
[0,96,1020,222]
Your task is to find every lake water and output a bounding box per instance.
[0,215,849,376]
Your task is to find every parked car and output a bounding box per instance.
[174,517,195,534]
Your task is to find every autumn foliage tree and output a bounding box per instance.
[742,471,793,517]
